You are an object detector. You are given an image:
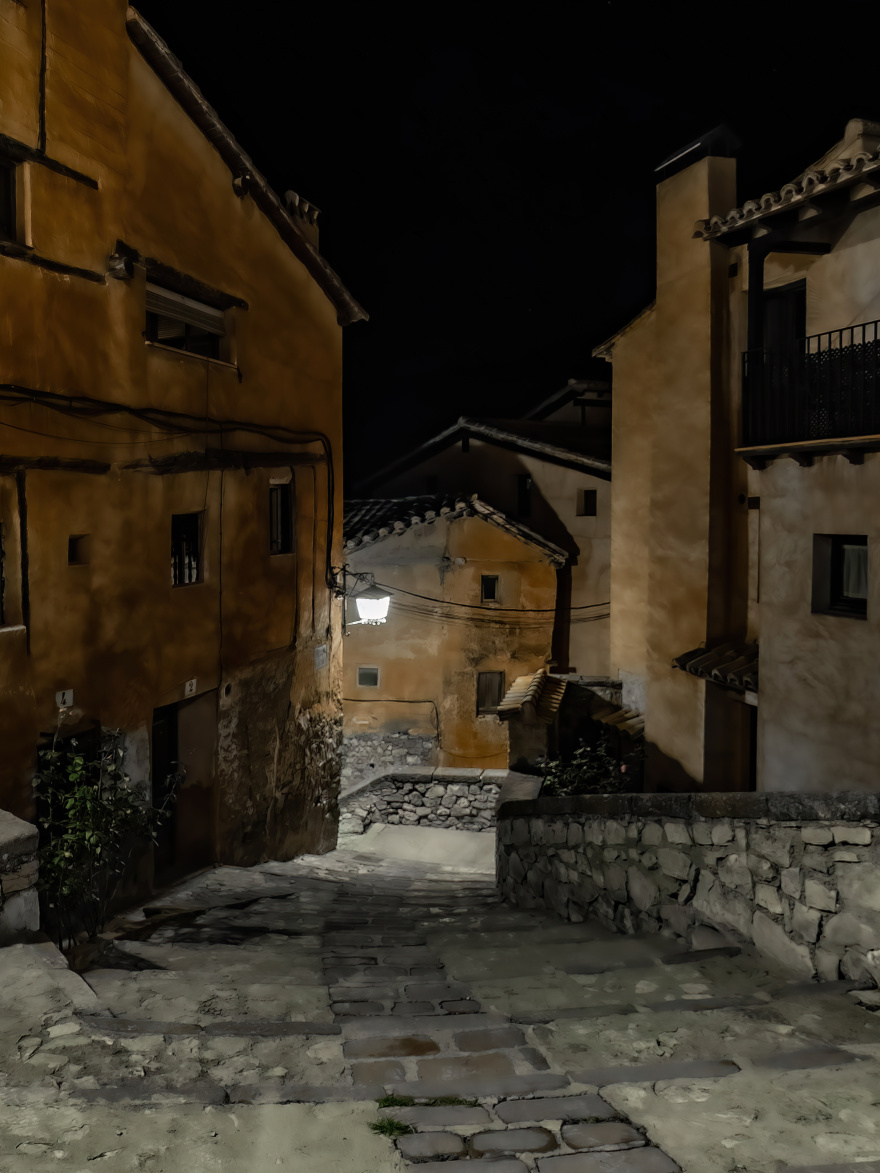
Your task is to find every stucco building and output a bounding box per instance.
[340,495,566,784]
[597,118,880,794]
[357,380,612,680]
[0,1,364,880]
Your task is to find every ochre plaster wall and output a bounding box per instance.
[342,516,558,772]
[607,156,743,790]
[376,444,609,676]
[0,0,345,868]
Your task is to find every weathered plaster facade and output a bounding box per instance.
[342,512,561,771]
[0,1,359,876]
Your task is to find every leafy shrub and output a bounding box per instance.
[541,728,644,798]
[33,728,176,950]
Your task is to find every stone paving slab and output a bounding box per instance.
[536,1150,680,1171]
[389,1072,570,1098]
[495,1094,618,1124]
[340,1011,511,1037]
[343,1035,440,1058]
[389,1104,492,1127]
[569,1058,740,1086]
[780,1164,880,1172]
[561,1121,647,1151]
[227,1082,387,1104]
[409,1161,528,1173]
[398,1131,467,1160]
[750,1047,862,1071]
[469,1126,558,1154]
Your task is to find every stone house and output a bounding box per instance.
[340,495,566,787]
[355,380,612,680]
[0,0,364,900]
[596,118,880,794]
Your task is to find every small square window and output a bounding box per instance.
[172,512,203,586]
[357,666,379,687]
[68,534,90,565]
[0,157,16,243]
[269,484,294,555]
[516,474,532,517]
[481,575,498,603]
[146,284,224,359]
[476,670,505,715]
[576,488,597,516]
[812,534,867,619]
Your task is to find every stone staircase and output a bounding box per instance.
[3,839,880,1171]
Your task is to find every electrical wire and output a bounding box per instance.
[374,581,610,613]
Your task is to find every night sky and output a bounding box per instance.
[135,2,880,488]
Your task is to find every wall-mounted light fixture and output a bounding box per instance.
[333,567,392,635]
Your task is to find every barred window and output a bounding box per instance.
[171,512,202,586]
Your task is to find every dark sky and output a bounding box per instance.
[135,2,880,488]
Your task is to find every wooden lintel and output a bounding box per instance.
[843,449,866,465]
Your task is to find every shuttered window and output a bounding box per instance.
[477,671,505,715]
[146,284,224,358]
[171,512,203,586]
[0,158,15,242]
[269,484,294,555]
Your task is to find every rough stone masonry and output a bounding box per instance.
[497,791,880,986]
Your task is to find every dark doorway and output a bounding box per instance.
[763,279,806,351]
[151,703,180,877]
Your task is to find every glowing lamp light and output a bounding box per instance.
[353,584,391,625]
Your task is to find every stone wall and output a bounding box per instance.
[497,792,880,986]
[0,809,39,944]
[340,768,539,835]
[340,732,437,793]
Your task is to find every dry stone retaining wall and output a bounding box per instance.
[340,768,539,835]
[340,732,436,792]
[497,791,880,986]
[0,809,39,944]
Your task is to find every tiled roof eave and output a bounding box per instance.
[694,151,880,241]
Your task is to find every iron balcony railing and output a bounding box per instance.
[742,319,880,447]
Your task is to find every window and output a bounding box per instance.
[269,484,294,555]
[145,284,224,359]
[477,670,505,715]
[812,534,867,619]
[357,666,379,687]
[516,473,532,517]
[481,575,498,603]
[0,157,15,243]
[171,512,202,586]
[68,534,90,565]
[576,488,597,517]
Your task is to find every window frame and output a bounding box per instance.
[476,670,505,715]
[269,483,294,556]
[481,574,499,603]
[811,533,867,620]
[0,156,16,244]
[145,283,225,360]
[357,666,380,688]
[171,511,204,588]
[576,488,598,517]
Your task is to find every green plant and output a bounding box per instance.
[33,728,176,951]
[376,1095,415,1108]
[425,1096,479,1106]
[541,728,644,798]
[368,1117,414,1138]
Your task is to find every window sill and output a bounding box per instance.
[0,624,26,634]
[171,582,205,590]
[812,607,867,621]
[144,340,239,372]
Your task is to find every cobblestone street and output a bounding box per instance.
[3,827,880,1172]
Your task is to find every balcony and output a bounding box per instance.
[742,319,880,456]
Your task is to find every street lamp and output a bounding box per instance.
[352,582,391,625]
